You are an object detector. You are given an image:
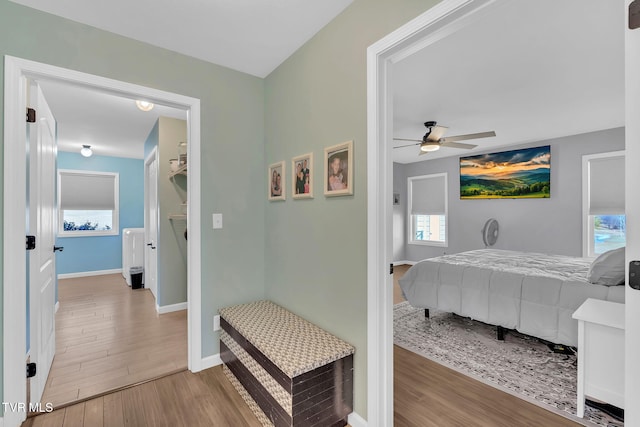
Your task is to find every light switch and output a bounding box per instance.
[213,315,220,331]
[212,213,223,229]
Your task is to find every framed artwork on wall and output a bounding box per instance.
[324,140,353,197]
[292,152,313,199]
[268,161,285,201]
[460,145,550,199]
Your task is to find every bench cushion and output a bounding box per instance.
[219,300,355,377]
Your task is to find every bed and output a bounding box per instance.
[398,249,625,347]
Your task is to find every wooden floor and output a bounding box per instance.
[22,367,262,427]
[393,264,578,426]
[40,274,187,408]
[25,266,578,426]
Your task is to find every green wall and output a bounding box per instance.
[0,0,265,409]
[263,0,439,417]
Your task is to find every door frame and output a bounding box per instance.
[3,55,202,427]
[366,0,531,423]
[144,146,159,300]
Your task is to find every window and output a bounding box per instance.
[58,170,119,237]
[583,152,625,257]
[408,173,447,246]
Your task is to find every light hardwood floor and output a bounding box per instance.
[39,274,187,408]
[23,367,262,427]
[26,266,577,426]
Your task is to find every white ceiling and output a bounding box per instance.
[392,0,625,164]
[38,80,186,159]
[9,0,354,78]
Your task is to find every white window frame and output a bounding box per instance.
[407,172,448,247]
[582,150,625,257]
[58,169,119,237]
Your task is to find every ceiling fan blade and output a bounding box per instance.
[440,131,496,143]
[439,141,478,150]
[394,143,421,149]
[426,125,448,142]
[418,149,430,156]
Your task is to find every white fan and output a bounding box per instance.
[394,121,496,155]
[482,218,499,247]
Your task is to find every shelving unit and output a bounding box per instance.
[168,164,187,179]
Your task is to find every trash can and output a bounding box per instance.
[130,266,144,289]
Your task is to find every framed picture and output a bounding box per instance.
[324,140,353,197]
[292,152,314,199]
[268,161,285,201]
[460,145,550,199]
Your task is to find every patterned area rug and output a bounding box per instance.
[394,301,623,427]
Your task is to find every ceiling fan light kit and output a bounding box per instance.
[394,121,496,155]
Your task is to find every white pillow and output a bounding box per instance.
[587,247,625,286]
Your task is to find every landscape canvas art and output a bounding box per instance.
[460,145,550,199]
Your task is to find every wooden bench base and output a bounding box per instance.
[219,301,354,427]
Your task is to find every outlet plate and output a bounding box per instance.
[213,315,220,331]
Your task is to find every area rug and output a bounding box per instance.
[394,301,623,427]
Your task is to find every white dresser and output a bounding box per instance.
[572,298,625,417]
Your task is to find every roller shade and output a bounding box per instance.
[411,174,446,215]
[589,156,624,215]
[60,172,117,210]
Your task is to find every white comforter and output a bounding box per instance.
[398,249,625,347]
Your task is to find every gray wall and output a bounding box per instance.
[394,127,625,262]
[0,0,266,405]
[263,0,439,417]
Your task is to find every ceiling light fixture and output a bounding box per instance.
[80,144,93,157]
[420,142,440,152]
[135,100,154,112]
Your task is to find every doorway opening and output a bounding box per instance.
[4,55,202,427]
[367,0,627,424]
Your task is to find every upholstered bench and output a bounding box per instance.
[219,300,355,427]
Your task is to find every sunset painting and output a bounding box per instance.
[460,145,550,199]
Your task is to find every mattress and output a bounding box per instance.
[398,249,625,347]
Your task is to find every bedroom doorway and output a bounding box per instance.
[366,0,639,424]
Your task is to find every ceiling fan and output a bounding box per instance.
[394,121,496,155]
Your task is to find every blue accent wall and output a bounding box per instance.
[55,152,144,275]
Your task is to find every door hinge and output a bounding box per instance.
[26,108,36,123]
[26,235,36,250]
[390,263,394,274]
[27,362,36,378]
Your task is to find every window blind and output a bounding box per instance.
[589,156,624,215]
[59,172,117,210]
[410,174,446,215]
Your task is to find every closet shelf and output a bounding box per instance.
[168,164,187,179]
[168,214,187,221]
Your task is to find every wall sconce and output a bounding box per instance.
[80,145,93,157]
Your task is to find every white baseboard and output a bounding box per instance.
[348,412,367,427]
[55,301,60,313]
[201,353,222,370]
[58,268,122,280]
[156,302,188,314]
[393,260,416,266]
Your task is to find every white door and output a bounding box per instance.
[145,150,159,299]
[625,0,640,423]
[28,82,58,404]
